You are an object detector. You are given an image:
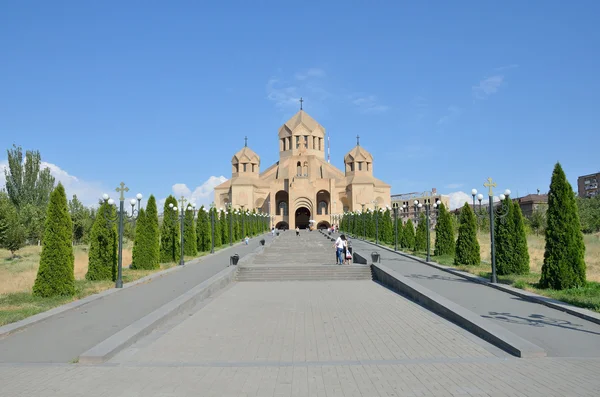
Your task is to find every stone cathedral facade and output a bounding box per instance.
[213,110,391,229]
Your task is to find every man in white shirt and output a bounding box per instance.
[334,234,345,265]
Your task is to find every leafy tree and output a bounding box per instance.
[434,203,455,256]
[196,205,211,252]
[577,196,600,233]
[494,197,515,275]
[512,204,530,275]
[68,194,91,244]
[540,163,586,289]
[160,195,180,263]
[0,193,26,257]
[86,202,118,280]
[184,207,198,256]
[404,218,415,249]
[18,203,45,244]
[414,213,427,252]
[528,207,548,236]
[32,183,75,297]
[454,203,480,266]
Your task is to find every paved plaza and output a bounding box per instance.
[1,230,599,396]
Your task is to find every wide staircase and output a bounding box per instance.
[236,229,372,282]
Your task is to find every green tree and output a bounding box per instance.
[577,196,600,233]
[414,213,427,252]
[213,208,222,246]
[454,203,480,266]
[404,218,415,249]
[512,204,530,275]
[68,194,89,243]
[382,209,393,245]
[4,144,56,210]
[540,163,586,289]
[184,207,198,256]
[196,205,211,252]
[434,203,455,256]
[32,183,75,297]
[528,207,548,236]
[494,197,515,275]
[145,195,160,266]
[160,195,180,263]
[86,202,118,280]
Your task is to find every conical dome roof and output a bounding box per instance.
[344,144,373,163]
[232,145,260,165]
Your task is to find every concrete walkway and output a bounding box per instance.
[0,235,272,363]
[1,231,599,396]
[347,235,600,358]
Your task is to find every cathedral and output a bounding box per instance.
[213,109,391,229]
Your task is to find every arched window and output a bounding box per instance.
[278,202,288,216]
[303,161,308,176]
[318,201,328,215]
[243,163,247,172]
[297,161,302,176]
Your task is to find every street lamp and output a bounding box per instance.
[423,199,440,262]
[392,203,399,251]
[208,203,216,254]
[168,196,190,267]
[371,201,380,245]
[101,183,142,288]
[226,203,233,246]
[471,178,511,283]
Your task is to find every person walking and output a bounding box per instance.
[333,234,346,265]
[244,235,249,245]
[295,226,300,236]
[345,237,353,264]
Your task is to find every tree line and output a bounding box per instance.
[342,162,589,291]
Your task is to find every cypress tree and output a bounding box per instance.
[398,221,407,248]
[87,202,118,280]
[33,183,75,297]
[159,195,180,263]
[382,209,393,245]
[404,218,415,249]
[414,213,427,252]
[366,211,375,239]
[234,211,241,241]
[145,195,160,268]
[213,208,222,246]
[196,206,211,252]
[454,203,480,266]
[184,208,197,256]
[434,203,455,256]
[495,197,516,275]
[512,204,530,275]
[132,208,155,270]
[540,163,586,289]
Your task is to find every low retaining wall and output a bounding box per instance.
[79,266,238,364]
[371,263,546,358]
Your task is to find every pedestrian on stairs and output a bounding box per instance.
[334,234,346,265]
[296,226,300,236]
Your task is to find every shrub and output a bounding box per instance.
[32,184,75,297]
[454,203,480,266]
[434,203,455,256]
[86,202,118,280]
[540,163,586,289]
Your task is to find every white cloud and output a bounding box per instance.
[294,68,325,80]
[1,159,106,206]
[165,176,228,210]
[447,191,472,210]
[351,95,389,114]
[437,105,461,125]
[472,75,504,99]
[266,68,330,110]
[445,183,464,189]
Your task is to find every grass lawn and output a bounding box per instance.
[366,231,600,313]
[0,243,221,327]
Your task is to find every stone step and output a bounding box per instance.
[236,265,372,282]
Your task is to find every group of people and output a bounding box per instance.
[333,234,352,265]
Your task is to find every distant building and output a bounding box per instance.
[577,172,600,198]
[513,194,548,217]
[390,188,450,227]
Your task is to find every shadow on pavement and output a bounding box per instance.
[481,311,600,336]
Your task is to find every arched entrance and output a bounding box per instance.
[275,221,289,230]
[317,221,330,230]
[295,207,311,229]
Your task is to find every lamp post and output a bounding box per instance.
[168,196,190,267]
[392,203,399,251]
[227,203,233,246]
[209,203,216,254]
[240,206,246,237]
[101,183,142,288]
[471,178,511,283]
[424,199,440,262]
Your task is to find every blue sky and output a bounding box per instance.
[1,1,599,209]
